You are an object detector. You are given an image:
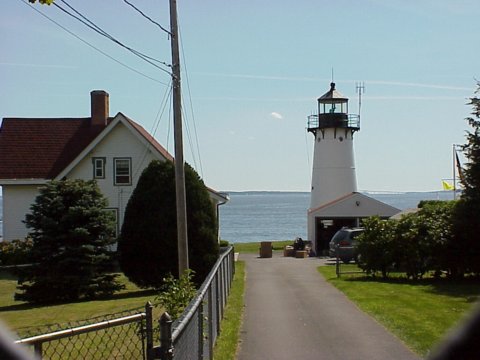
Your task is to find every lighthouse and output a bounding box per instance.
[306,82,400,255]
[308,82,360,208]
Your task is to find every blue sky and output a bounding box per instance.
[1,0,478,192]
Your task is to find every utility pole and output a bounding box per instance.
[169,0,189,274]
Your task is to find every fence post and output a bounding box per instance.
[198,297,204,360]
[146,302,154,360]
[215,272,221,335]
[34,342,42,359]
[335,245,340,278]
[159,312,174,360]
[208,284,214,359]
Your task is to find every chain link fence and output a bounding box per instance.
[14,246,235,360]
[16,307,150,359]
[155,246,235,360]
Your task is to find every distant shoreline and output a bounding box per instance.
[222,190,455,196]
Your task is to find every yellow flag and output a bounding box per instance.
[442,180,454,191]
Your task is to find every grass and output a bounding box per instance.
[213,261,246,360]
[0,271,160,337]
[232,240,293,254]
[318,265,480,357]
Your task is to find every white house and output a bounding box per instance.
[0,90,228,241]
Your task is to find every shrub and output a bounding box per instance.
[416,201,456,278]
[220,240,229,247]
[356,216,397,278]
[0,239,33,266]
[358,201,456,280]
[394,213,429,280]
[156,270,197,321]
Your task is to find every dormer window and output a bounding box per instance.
[114,158,132,185]
[92,157,106,179]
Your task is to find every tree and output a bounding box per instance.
[452,82,480,276]
[118,160,219,288]
[15,179,124,303]
[28,0,54,4]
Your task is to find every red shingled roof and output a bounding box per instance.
[123,114,174,162]
[0,115,174,181]
[0,118,108,179]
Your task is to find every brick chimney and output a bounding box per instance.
[90,90,109,127]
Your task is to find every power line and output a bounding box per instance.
[121,0,171,36]
[133,81,173,180]
[54,0,172,76]
[20,0,169,86]
[179,22,204,177]
[182,106,199,171]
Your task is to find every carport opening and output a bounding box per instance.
[315,217,358,256]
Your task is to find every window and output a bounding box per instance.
[114,158,131,185]
[92,157,106,179]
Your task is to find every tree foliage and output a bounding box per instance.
[451,82,480,276]
[356,84,480,279]
[118,160,219,288]
[15,180,124,303]
[28,0,54,4]
[357,201,456,279]
[356,216,397,278]
[0,239,33,267]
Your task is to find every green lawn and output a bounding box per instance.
[232,240,292,254]
[213,261,245,360]
[318,265,480,357]
[0,271,160,338]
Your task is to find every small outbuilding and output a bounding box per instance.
[307,192,400,255]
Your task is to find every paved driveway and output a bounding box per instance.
[237,252,420,360]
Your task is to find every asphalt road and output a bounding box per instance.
[237,252,420,360]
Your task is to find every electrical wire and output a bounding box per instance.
[55,0,172,76]
[133,81,173,180]
[121,0,171,36]
[182,106,199,171]
[179,23,204,178]
[20,0,170,86]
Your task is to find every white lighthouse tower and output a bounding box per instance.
[308,82,360,208]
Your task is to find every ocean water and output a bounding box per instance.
[0,191,456,242]
[219,191,456,243]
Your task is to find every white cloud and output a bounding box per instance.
[270,112,283,120]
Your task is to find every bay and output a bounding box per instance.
[0,191,456,242]
[219,191,456,244]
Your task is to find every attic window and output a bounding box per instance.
[92,157,106,179]
[114,158,131,185]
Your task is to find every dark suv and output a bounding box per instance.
[328,227,364,263]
